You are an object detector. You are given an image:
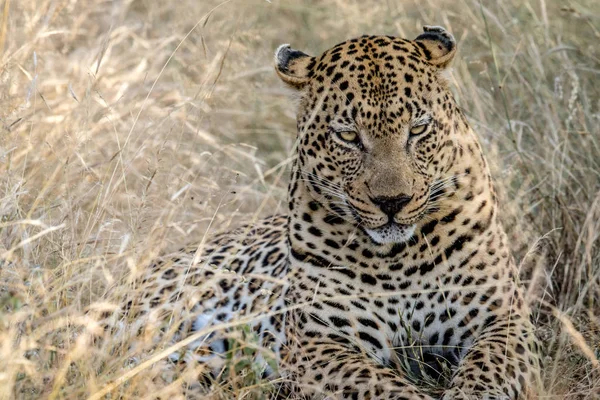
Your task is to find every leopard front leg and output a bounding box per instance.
[442,311,541,400]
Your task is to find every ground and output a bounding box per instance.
[0,0,599,399]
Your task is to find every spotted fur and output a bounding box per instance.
[106,26,541,399]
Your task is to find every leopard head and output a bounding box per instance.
[276,26,462,245]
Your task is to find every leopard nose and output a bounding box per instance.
[371,194,413,218]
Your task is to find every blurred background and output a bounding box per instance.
[1,0,599,398]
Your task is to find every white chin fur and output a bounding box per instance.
[364,224,416,245]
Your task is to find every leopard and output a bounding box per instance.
[104,26,542,400]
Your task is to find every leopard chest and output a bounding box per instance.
[289,262,491,366]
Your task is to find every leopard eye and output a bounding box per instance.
[409,124,428,136]
[337,130,359,143]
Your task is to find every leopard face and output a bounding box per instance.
[276,28,460,244]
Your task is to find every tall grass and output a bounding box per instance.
[0,0,598,398]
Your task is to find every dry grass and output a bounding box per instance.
[0,0,599,398]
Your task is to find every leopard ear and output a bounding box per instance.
[415,26,456,68]
[274,44,315,89]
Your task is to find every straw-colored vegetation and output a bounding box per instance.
[1,0,599,398]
